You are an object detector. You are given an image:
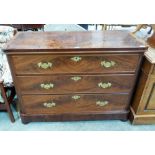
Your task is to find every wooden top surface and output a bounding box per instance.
[5,31,147,51]
[145,47,155,64]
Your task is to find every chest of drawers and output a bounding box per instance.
[4,31,147,124]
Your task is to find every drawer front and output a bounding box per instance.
[21,94,129,115]
[12,54,140,75]
[18,75,134,94]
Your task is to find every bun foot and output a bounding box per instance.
[120,119,128,122]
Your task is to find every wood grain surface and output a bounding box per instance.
[12,54,140,74]
[5,31,147,51]
[130,57,155,124]
[17,74,134,94]
[21,94,129,115]
[4,31,147,123]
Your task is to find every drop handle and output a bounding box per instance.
[37,62,52,69]
[101,60,116,68]
[43,102,56,108]
[98,82,112,89]
[40,83,54,89]
[96,101,109,106]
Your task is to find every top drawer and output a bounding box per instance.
[11,54,140,75]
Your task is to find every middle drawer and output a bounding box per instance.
[17,74,134,94]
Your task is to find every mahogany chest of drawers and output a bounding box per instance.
[4,31,147,124]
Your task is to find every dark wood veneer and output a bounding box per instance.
[5,31,147,51]
[17,74,134,94]
[21,94,129,115]
[4,31,147,124]
[12,54,140,75]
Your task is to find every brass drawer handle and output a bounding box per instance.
[43,102,56,108]
[101,60,116,68]
[72,95,81,100]
[71,56,82,62]
[37,62,52,69]
[98,82,112,89]
[96,101,109,106]
[40,83,54,89]
[71,76,82,82]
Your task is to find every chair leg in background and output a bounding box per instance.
[0,83,15,123]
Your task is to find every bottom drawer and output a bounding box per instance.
[21,94,130,115]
